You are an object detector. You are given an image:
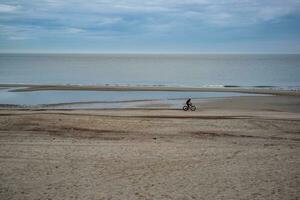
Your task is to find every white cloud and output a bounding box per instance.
[176,0,300,26]
[65,27,84,34]
[0,4,17,13]
[4,1,300,26]
[256,6,295,21]
[1,0,300,40]
[8,36,30,40]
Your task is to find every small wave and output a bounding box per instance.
[223,85,240,88]
[1,82,300,91]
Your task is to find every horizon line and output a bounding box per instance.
[1,51,300,55]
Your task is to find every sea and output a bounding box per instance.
[0,53,299,108]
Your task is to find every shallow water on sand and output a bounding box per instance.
[0,89,261,108]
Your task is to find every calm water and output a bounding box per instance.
[1,54,300,88]
[0,88,259,107]
[0,53,298,107]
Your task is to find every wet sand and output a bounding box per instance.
[1,83,300,96]
[0,95,300,200]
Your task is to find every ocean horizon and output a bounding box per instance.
[1,53,300,90]
[0,53,298,107]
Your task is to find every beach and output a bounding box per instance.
[0,90,299,200]
[1,0,300,199]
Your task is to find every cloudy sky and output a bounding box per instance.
[0,0,300,53]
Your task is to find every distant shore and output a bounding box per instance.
[1,83,300,96]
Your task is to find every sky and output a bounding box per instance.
[0,0,300,53]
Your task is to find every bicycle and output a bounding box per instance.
[183,104,196,111]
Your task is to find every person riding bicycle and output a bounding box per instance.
[186,98,192,108]
[183,98,196,111]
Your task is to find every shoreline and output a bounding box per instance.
[1,95,300,113]
[1,83,300,96]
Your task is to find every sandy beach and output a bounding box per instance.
[1,0,300,199]
[0,93,299,200]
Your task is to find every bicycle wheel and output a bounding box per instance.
[191,105,196,111]
[183,105,188,111]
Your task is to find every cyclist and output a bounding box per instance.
[186,98,192,108]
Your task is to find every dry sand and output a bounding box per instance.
[0,96,300,200]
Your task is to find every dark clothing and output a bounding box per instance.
[186,99,191,106]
